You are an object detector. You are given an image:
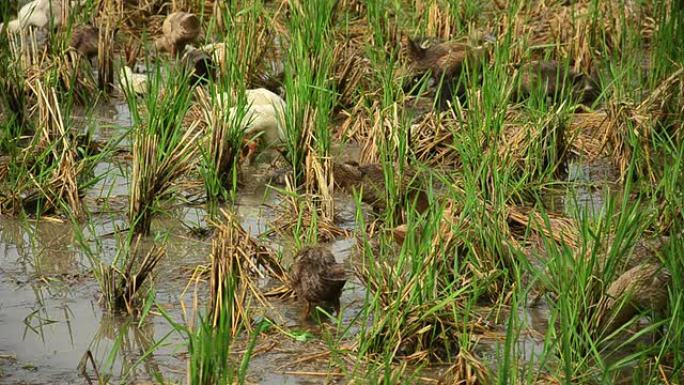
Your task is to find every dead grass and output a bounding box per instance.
[96,4,116,93]
[501,0,652,71]
[99,238,165,314]
[209,208,287,332]
[438,349,491,385]
[0,79,87,216]
[606,67,684,182]
[270,194,351,243]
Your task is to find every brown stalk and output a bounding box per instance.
[101,237,165,315]
[209,208,287,332]
[96,2,116,93]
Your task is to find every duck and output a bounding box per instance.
[289,245,347,318]
[403,32,494,108]
[1,0,69,33]
[219,88,287,149]
[392,224,409,246]
[596,262,671,335]
[154,12,201,56]
[333,161,429,216]
[516,60,600,104]
[69,24,98,60]
[118,65,148,95]
[181,45,216,83]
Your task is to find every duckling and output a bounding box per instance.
[392,224,409,246]
[118,66,148,95]
[404,33,492,109]
[333,161,384,212]
[516,61,600,104]
[69,24,98,60]
[1,0,66,33]
[154,12,201,56]
[597,262,671,335]
[290,245,347,318]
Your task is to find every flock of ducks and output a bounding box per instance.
[403,33,600,108]
[4,4,668,329]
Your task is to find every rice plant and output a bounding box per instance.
[72,212,165,315]
[1,1,682,384]
[198,0,265,204]
[125,62,202,235]
[0,74,102,217]
[208,208,286,333]
[281,0,338,219]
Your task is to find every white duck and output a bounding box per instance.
[1,0,74,33]
[118,66,148,96]
[220,88,287,148]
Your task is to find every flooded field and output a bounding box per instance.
[1,0,683,384]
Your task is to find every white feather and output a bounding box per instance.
[4,0,70,32]
[119,66,148,95]
[219,88,287,147]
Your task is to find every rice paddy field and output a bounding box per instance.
[0,0,683,384]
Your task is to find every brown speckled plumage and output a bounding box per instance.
[181,46,216,83]
[406,38,473,80]
[333,161,429,216]
[70,25,98,59]
[404,36,488,108]
[517,60,600,104]
[597,262,671,334]
[155,12,201,56]
[333,161,385,211]
[290,245,346,317]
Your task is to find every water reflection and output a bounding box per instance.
[0,218,83,276]
[82,313,168,384]
[544,159,621,219]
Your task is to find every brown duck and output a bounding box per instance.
[404,34,491,108]
[596,262,671,334]
[517,60,600,104]
[290,245,346,318]
[333,161,429,216]
[181,46,216,83]
[70,24,98,60]
[154,12,201,56]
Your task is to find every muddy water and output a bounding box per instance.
[544,158,621,218]
[0,212,202,384]
[0,206,366,384]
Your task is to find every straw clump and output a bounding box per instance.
[209,209,286,332]
[100,241,165,315]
